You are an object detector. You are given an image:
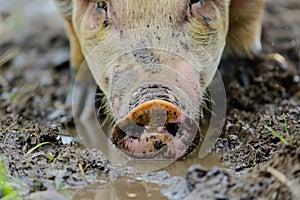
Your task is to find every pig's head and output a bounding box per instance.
[72,0,229,159]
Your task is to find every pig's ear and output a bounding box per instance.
[224,0,265,57]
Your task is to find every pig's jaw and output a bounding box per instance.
[111,100,200,160]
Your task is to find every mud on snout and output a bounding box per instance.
[111,84,200,160]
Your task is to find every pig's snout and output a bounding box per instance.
[111,84,200,159]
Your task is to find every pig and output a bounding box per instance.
[53,0,265,159]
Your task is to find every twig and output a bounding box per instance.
[0,48,20,67]
[78,162,85,176]
[0,122,17,134]
[265,53,287,67]
[267,167,292,187]
[14,83,40,105]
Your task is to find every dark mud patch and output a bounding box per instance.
[163,114,300,199]
[213,0,300,176]
[0,1,111,197]
[0,115,110,195]
[0,0,299,199]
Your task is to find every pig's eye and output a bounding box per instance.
[94,1,109,27]
[189,0,203,16]
[95,2,107,13]
[190,0,202,5]
[95,2,107,14]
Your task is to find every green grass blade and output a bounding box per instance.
[1,190,20,200]
[0,158,21,200]
[25,142,54,155]
[283,117,292,141]
[265,125,288,145]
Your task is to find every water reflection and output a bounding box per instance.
[63,117,222,199]
[68,149,221,200]
[66,86,224,199]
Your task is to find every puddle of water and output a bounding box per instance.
[163,152,222,177]
[61,152,221,200]
[60,117,224,199]
[72,178,169,200]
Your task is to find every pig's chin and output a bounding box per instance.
[111,100,200,160]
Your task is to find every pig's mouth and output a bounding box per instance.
[111,99,200,160]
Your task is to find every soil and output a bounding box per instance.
[0,0,299,199]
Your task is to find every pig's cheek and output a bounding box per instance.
[173,61,202,101]
[113,98,120,113]
[73,0,88,15]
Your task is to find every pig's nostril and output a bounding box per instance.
[166,123,180,137]
[153,140,165,150]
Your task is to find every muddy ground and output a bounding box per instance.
[0,0,299,199]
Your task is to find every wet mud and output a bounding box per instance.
[0,0,299,199]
